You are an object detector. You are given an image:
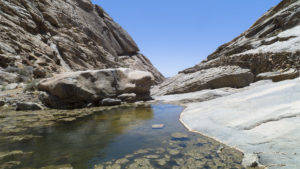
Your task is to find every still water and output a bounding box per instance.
[5,104,246,169]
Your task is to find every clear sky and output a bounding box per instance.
[91,0,282,77]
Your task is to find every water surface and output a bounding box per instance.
[3,104,246,169]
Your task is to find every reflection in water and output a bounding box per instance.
[2,104,246,169]
[18,106,155,169]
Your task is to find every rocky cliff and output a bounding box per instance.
[152,0,300,95]
[0,0,164,84]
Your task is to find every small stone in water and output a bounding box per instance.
[115,158,129,164]
[134,149,149,155]
[40,164,73,169]
[168,149,180,155]
[152,124,165,129]
[94,164,104,169]
[106,164,121,169]
[145,154,160,159]
[156,159,167,166]
[171,132,189,141]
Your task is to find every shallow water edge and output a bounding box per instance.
[0,103,260,169]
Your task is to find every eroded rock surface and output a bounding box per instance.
[152,66,253,96]
[0,0,164,84]
[38,68,154,109]
[256,68,299,82]
[182,0,300,75]
[179,77,300,169]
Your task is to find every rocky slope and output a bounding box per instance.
[0,0,164,85]
[152,0,300,95]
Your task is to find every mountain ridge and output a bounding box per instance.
[152,0,300,96]
[0,0,164,84]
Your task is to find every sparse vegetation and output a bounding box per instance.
[23,79,40,93]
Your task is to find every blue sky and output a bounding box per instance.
[91,0,281,77]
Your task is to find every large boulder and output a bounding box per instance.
[38,68,154,109]
[151,66,254,96]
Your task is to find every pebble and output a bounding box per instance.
[152,124,165,129]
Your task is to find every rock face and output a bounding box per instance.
[38,68,154,109]
[179,77,300,169]
[0,0,164,84]
[182,0,300,75]
[256,68,299,82]
[152,66,254,96]
[153,0,300,95]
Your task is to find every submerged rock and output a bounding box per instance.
[105,164,121,169]
[38,68,154,109]
[127,158,154,169]
[115,158,129,164]
[0,150,32,169]
[134,149,150,155]
[168,149,180,156]
[171,133,189,141]
[40,164,73,169]
[156,159,168,166]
